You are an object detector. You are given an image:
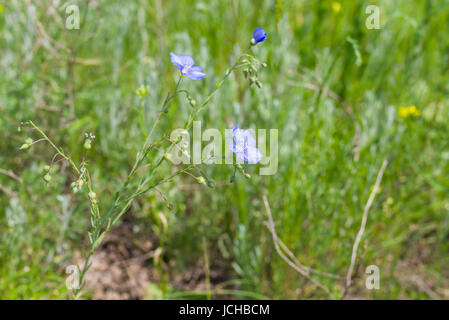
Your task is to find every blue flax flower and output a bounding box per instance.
[169,52,206,80]
[251,27,267,44]
[228,126,262,164]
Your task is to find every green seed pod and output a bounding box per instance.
[43,174,52,183]
[18,143,30,151]
[43,165,51,172]
[83,140,92,150]
[88,192,98,204]
[196,176,206,185]
[25,137,33,145]
[249,76,257,85]
[88,191,97,200]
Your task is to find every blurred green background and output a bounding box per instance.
[1,0,449,299]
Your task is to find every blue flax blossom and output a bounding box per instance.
[169,52,206,80]
[228,126,262,164]
[251,27,267,45]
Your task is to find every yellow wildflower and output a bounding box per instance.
[332,2,342,13]
[398,107,410,118]
[399,105,421,118]
[0,4,4,13]
[409,105,421,116]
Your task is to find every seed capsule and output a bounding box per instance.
[196,176,206,185]
[43,174,52,183]
[83,140,92,150]
[18,143,30,151]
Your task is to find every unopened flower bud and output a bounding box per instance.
[25,137,33,145]
[251,27,267,44]
[136,84,150,98]
[43,165,51,172]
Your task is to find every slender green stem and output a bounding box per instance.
[98,77,184,229]
[138,98,147,139]
[28,121,80,175]
[28,46,253,298]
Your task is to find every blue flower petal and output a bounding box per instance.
[226,137,237,153]
[236,146,263,164]
[186,65,206,80]
[169,52,195,74]
[230,126,262,164]
[252,27,267,43]
[232,127,257,148]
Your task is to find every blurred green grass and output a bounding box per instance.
[1,0,449,299]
